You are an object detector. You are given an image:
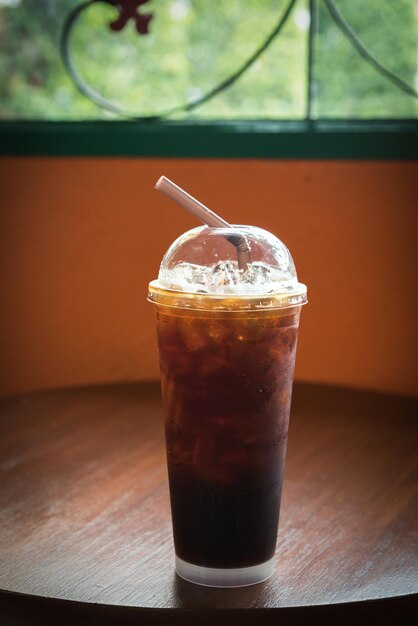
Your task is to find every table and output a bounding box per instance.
[0,382,417,625]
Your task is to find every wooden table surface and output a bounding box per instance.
[0,382,417,625]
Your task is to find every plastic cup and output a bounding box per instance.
[148,225,307,587]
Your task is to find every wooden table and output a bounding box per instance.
[0,382,417,625]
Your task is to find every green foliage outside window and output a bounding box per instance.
[0,0,416,120]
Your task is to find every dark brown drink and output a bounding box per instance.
[149,222,307,586]
[151,293,301,582]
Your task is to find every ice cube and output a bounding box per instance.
[158,260,298,296]
[208,260,242,292]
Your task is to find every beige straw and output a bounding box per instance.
[155,176,251,270]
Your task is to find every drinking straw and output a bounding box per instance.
[155,176,251,270]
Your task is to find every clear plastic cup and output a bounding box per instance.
[148,225,307,587]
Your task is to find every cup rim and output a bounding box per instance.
[148,280,307,312]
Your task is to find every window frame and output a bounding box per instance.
[0,119,417,159]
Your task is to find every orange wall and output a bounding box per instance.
[0,157,417,398]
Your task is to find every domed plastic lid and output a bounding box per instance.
[149,225,307,310]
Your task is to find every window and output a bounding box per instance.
[1,0,417,121]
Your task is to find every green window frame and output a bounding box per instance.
[1,119,417,159]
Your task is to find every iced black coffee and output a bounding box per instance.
[149,225,307,587]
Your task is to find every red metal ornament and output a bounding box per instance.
[109,0,153,35]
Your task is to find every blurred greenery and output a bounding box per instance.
[315,0,418,117]
[0,0,416,120]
